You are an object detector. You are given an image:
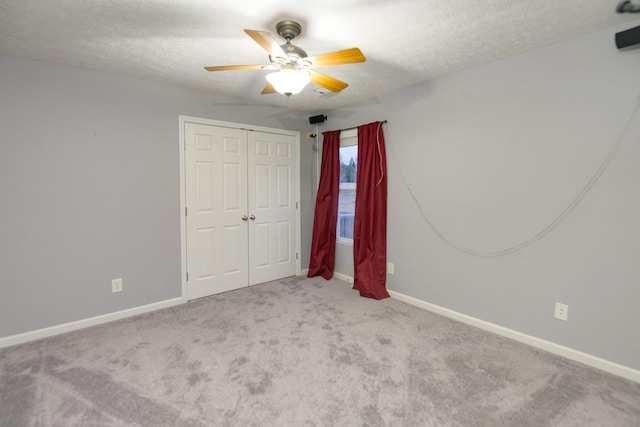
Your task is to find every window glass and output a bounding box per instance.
[338,143,357,241]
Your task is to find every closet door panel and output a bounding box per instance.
[185,123,249,299]
[248,131,297,285]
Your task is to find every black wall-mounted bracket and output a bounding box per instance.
[308,115,327,124]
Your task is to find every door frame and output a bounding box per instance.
[178,115,302,301]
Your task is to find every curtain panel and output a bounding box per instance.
[307,130,341,279]
[353,122,389,299]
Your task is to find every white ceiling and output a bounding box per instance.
[0,0,636,112]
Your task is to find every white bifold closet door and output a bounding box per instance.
[185,122,297,300]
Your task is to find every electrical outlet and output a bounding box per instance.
[554,302,568,321]
[387,262,395,275]
[111,278,123,293]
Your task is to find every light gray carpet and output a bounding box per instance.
[1,276,639,426]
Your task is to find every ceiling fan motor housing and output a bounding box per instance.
[281,44,307,59]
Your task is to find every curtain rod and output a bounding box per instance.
[337,120,387,133]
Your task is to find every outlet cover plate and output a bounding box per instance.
[112,278,123,293]
[554,302,568,321]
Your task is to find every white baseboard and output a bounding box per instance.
[300,268,309,276]
[0,297,184,349]
[388,290,640,383]
[332,272,354,284]
[303,270,354,284]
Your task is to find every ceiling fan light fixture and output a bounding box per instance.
[205,21,363,96]
[266,68,310,95]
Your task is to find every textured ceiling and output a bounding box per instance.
[0,0,636,111]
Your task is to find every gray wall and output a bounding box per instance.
[325,21,640,370]
[3,18,640,371]
[0,53,312,337]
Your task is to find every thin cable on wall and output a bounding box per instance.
[391,101,640,258]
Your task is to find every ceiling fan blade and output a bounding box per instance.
[306,47,366,67]
[309,70,349,93]
[204,64,269,72]
[244,29,288,59]
[261,83,277,95]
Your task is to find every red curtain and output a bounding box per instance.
[353,122,389,299]
[307,130,341,280]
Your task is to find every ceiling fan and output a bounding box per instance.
[204,20,366,96]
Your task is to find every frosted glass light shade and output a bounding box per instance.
[266,69,310,95]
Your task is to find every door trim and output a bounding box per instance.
[179,115,301,301]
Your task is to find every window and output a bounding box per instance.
[338,131,357,242]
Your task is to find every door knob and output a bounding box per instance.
[249,215,256,220]
[242,215,248,221]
